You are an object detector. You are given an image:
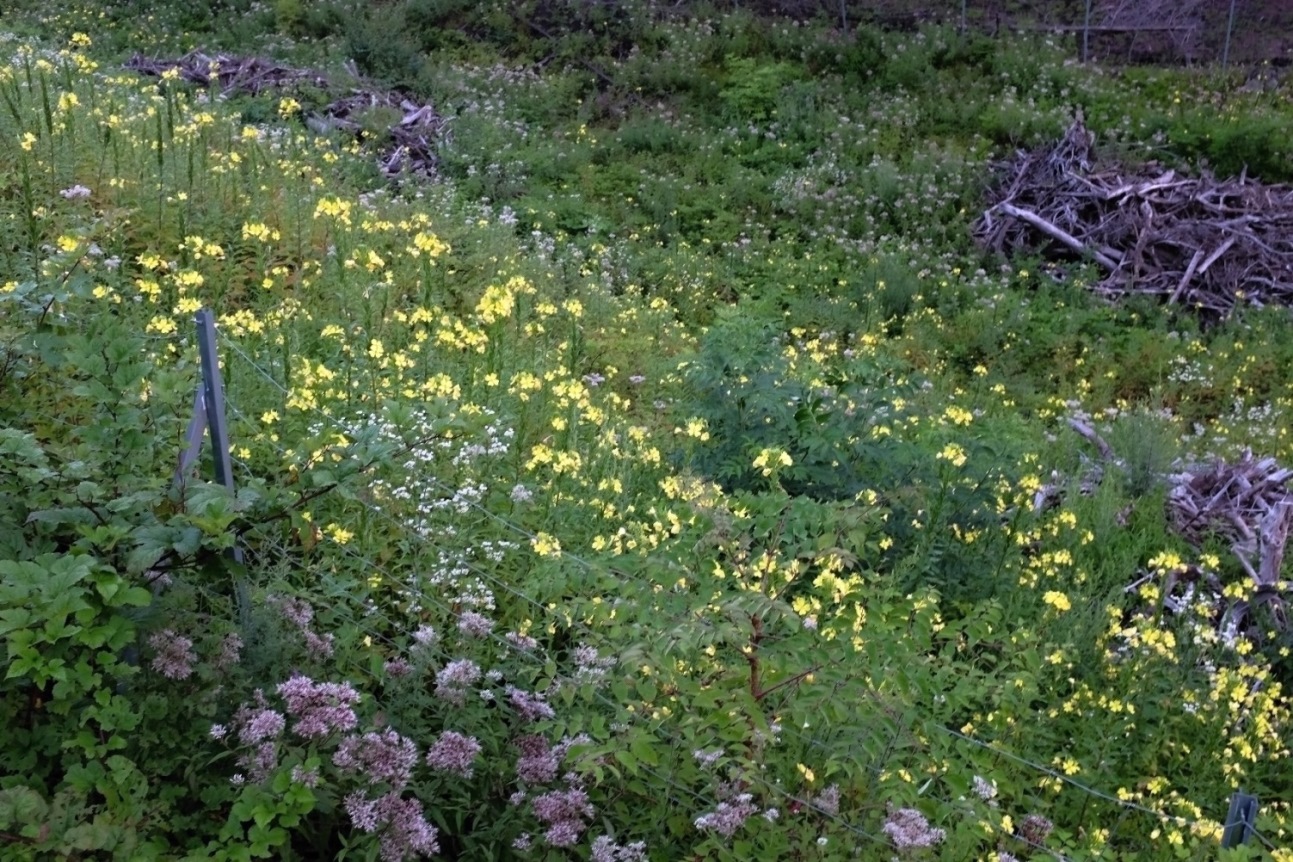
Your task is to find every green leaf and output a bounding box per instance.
[0,786,48,830]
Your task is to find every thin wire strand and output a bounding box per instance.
[933,725,1229,836]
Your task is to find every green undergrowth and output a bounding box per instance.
[2,4,1293,860]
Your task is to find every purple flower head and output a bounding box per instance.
[692,748,723,768]
[514,735,559,784]
[532,787,594,825]
[237,741,280,783]
[543,819,583,848]
[882,806,946,850]
[531,787,595,848]
[1019,813,1054,845]
[345,792,381,833]
[276,674,360,739]
[236,707,286,746]
[434,658,481,706]
[591,836,648,862]
[506,686,556,722]
[303,629,336,659]
[215,632,243,670]
[572,645,616,685]
[292,765,321,787]
[693,795,759,838]
[506,631,538,651]
[272,595,314,628]
[334,730,419,789]
[385,658,413,678]
[376,793,440,861]
[457,610,494,638]
[412,625,438,649]
[344,792,440,861]
[425,731,482,778]
[148,629,196,680]
[812,784,840,817]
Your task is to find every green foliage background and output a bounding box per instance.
[2,1,1293,859]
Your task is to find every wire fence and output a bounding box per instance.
[712,0,1280,69]
[179,319,1274,854]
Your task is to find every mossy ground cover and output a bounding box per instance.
[2,2,1293,860]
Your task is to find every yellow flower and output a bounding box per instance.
[1043,591,1072,612]
[752,448,793,476]
[409,231,449,258]
[69,32,92,48]
[531,532,562,558]
[944,405,974,426]
[936,442,967,468]
[146,315,177,335]
[1147,551,1185,572]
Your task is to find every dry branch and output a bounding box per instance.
[1159,452,1293,640]
[124,51,445,180]
[975,113,1293,320]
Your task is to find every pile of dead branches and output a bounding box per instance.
[1157,452,1291,639]
[1168,452,1293,589]
[124,51,328,95]
[124,52,445,179]
[307,92,447,180]
[976,112,1293,318]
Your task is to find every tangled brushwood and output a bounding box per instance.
[976,111,1293,319]
[125,52,446,178]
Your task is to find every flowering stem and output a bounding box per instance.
[744,614,763,701]
[755,664,822,703]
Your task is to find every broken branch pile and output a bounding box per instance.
[1161,452,1291,639]
[976,113,1293,318]
[124,52,445,179]
[124,51,329,94]
[1168,452,1293,591]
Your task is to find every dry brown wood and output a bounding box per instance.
[124,52,446,180]
[976,115,1293,320]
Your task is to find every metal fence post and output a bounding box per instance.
[186,311,250,637]
[1222,0,1238,70]
[1222,790,1258,848]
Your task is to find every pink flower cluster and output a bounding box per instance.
[434,658,481,706]
[882,806,946,850]
[531,787,595,848]
[148,629,196,680]
[506,686,556,722]
[693,794,759,838]
[343,791,439,861]
[276,674,360,738]
[590,835,648,862]
[425,731,482,778]
[334,730,419,788]
[270,594,335,659]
